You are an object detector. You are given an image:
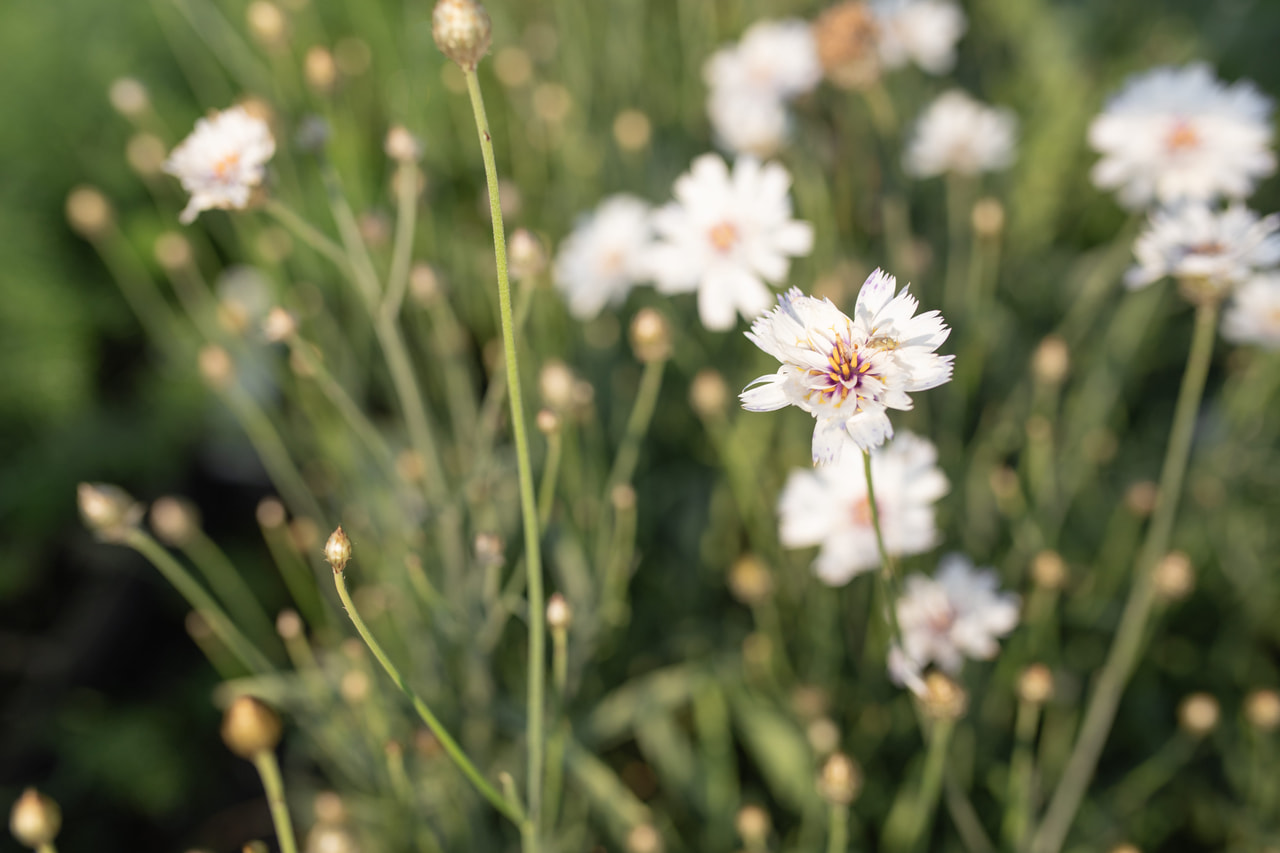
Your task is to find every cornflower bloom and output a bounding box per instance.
[1126,203,1280,294]
[165,106,276,224]
[1222,273,1280,348]
[904,90,1017,178]
[552,194,655,319]
[872,0,967,75]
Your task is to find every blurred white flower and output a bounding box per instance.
[741,269,953,463]
[553,194,655,319]
[165,106,275,224]
[1222,273,1280,348]
[707,89,791,158]
[1126,203,1280,291]
[888,554,1020,694]
[650,154,814,330]
[779,432,948,586]
[703,19,822,102]
[904,90,1018,178]
[1089,63,1275,209]
[873,0,967,75]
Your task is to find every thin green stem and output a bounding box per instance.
[384,163,420,318]
[286,335,397,471]
[252,750,300,853]
[604,358,668,494]
[333,567,522,824]
[1002,698,1042,849]
[223,385,328,525]
[538,428,564,526]
[183,529,279,654]
[827,802,849,853]
[125,529,273,674]
[264,199,351,272]
[464,66,546,848]
[863,450,904,648]
[1030,298,1221,853]
[943,173,975,318]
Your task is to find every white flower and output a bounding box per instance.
[1125,203,1280,291]
[553,194,654,319]
[779,432,948,586]
[1089,63,1275,209]
[888,554,1020,694]
[650,154,814,330]
[873,0,967,75]
[164,106,275,224]
[1222,273,1280,348]
[703,19,822,102]
[741,269,953,463]
[707,89,791,158]
[904,90,1018,178]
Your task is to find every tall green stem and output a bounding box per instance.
[252,750,300,853]
[1030,298,1220,853]
[863,450,904,647]
[826,802,849,853]
[463,67,546,850]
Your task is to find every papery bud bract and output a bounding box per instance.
[78,482,143,542]
[508,228,547,281]
[221,695,283,758]
[1017,664,1054,705]
[324,526,352,572]
[432,0,493,71]
[385,125,423,163]
[629,308,671,363]
[150,496,200,546]
[817,752,861,805]
[9,788,61,849]
[546,593,572,630]
[922,671,968,720]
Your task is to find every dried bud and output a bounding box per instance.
[289,518,320,552]
[221,695,283,758]
[1152,551,1194,602]
[971,197,1005,239]
[689,369,729,420]
[9,788,61,849]
[1245,689,1280,732]
[625,823,662,853]
[494,46,533,87]
[276,609,303,639]
[126,133,168,177]
[508,228,547,281]
[150,496,200,546]
[806,717,841,756]
[262,307,297,343]
[728,555,774,606]
[1108,844,1140,853]
[922,671,968,720]
[1124,481,1159,517]
[247,1,288,48]
[613,109,652,152]
[154,231,193,272]
[409,263,442,305]
[66,186,113,238]
[539,360,576,411]
[324,526,353,572]
[78,482,143,542]
[385,125,423,163]
[817,752,862,805]
[109,77,150,118]
[536,408,560,434]
[630,308,671,362]
[475,532,504,569]
[813,2,880,90]
[1032,335,1070,386]
[546,593,572,630]
[257,497,287,529]
[313,791,347,825]
[735,805,770,845]
[305,46,337,92]
[1017,664,1054,705]
[611,483,636,511]
[198,344,235,390]
[306,825,357,853]
[1177,692,1219,736]
[1031,550,1067,591]
[432,0,493,71]
[340,669,371,704]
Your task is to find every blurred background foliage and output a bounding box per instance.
[3,0,1280,851]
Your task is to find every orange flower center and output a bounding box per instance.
[851,496,874,527]
[1166,121,1200,152]
[212,151,242,179]
[708,221,739,252]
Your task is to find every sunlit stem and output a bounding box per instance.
[538,427,564,526]
[252,749,300,853]
[264,198,350,272]
[463,66,547,849]
[1001,697,1042,848]
[826,802,849,853]
[1030,297,1221,853]
[863,449,904,648]
[604,357,668,494]
[384,162,420,318]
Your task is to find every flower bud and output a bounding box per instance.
[150,496,200,546]
[276,609,303,640]
[409,263,443,305]
[257,497,287,529]
[494,46,533,87]
[1031,550,1067,591]
[508,228,547,281]
[324,526,352,572]
[539,360,576,411]
[385,125,423,163]
[1032,335,1070,386]
[198,345,236,390]
[971,197,1005,239]
[728,555,773,606]
[66,186,113,238]
[313,790,347,825]
[432,0,493,71]
[536,408,560,435]
[817,752,862,805]
[922,671,968,720]
[109,77,150,118]
[689,369,729,420]
[1124,480,1159,517]
[630,308,671,363]
[806,717,840,756]
[613,109,652,152]
[611,483,636,511]
[546,593,572,630]
[1245,689,1280,732]
[1017,664,1054,705]
[735,805,770,845]
[221,695,283,758]
[78,482,143,542]
[262,307,298,343]
[626,823,662,853]
[246,1,288,48]
[10,788,61,849]
[1177,692,1219,736]
[126,133,168,177]
[340,669,371,704]
[154,231,193,273]
[813,2,880,90]
[306,825,357,853]
[305,46,337,92]
[1152,551,1194,602]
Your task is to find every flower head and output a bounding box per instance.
[779,432,948,585]
[164,106,275,224]
[1223,273,1280,348]
[1125,203,1280,294]
[741,270,953,463]
[1089,63,1275,209]
[872,0,966,75]
[706,89,792,157]
[813,2,882,90]
[888,554,1020,694]
[904,90,1017,178]
[651,154,813,330]
[704,19,822,102]
[553,194,654,319]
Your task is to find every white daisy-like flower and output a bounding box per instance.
[741,269,953,463]
[1125,203,1280,291]
[1089,63,1275,209]
[779,431,948,586]
[703,18,822,103]
[872,0,967,75]
[1222,273,1280,348]
[888,554,1020,695]
[650,154,814,330]
[164,106,276,224]
[552,194,655,319]
[904,90,1018,178]
[707,89,791,158]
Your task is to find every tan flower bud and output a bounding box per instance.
[613,109,652,152]
[532,83,573,124]
[409,263,443,305]
[9,788,61,849]
[305,46,337,92]
[312,790,347,825]
[384,125,423,163]
[813,2,880,90]
[971,197,1005,239]
[546,592,572,630]
[539,360,576,411]
[1245,689,1280,732]
[508,228,547,281]
[1032,335,1070,386]
[66,186,113,238]
[475,532,504,569]
[334,38,372,76]
[154,231,193,272]
[494,46,533,87]
[221,695,283,758]
[728,555,774,606]
[340,669,370,704]
[806,717,841,757]
[1017,664,1054,705]
[817,752,862,805]
[276,609,303,640]
[689,369,729,420]
[1031,550,1067,591]
[536,408,560,434]
[198,345,235,390]
[922,671,969,720]
[1152,551,1194,602]
[77,482,143,542]
[735,805,770,845]
[324,526,352,572]
[1124,481,1159,517]
[150,496,200,546]
[611,483,637,511]
[1177,692,1219,736]
[626,823,662,853]
[109,77,150,118]
[256,497,287,529]
[246,1,288,48]
[289,517,320,552]
[432,0,493,70]
[305,825,357,853]
[630,308,672,362]
[1109,844,1140,853]
[263,307,297,343]
[126,133,168,177]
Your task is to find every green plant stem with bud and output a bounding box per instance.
[252,750,300,853]
[1031,297,1221,853]
[463,65,547,850]
[332,565,523,825]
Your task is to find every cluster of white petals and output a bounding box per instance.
[779,432,948,585]
[1089,63,1275,209]
[650,155,815,330]
[872,0,967,75]
[904,90,1018,178]
[165,106,276,224]
[552,195,655,319]
[1126,203,1280,291]
[888,554,1020,695]
[1222,273,1280,349]
[741,269,952,463]
[704,19,821,156]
